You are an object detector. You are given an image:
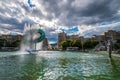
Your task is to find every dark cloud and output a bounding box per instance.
[0,0,120,41]
[0,15,35,31]
[39,0,120,26]
[1,0,120,28]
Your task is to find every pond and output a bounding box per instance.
[0,51,120,80]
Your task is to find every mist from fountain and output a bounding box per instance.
[20,23,43,52]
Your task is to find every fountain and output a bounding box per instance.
[21,23,45,54]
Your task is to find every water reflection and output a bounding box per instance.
[0,51,120,80]
[108,57,120,79]
[19,54,47,80]
[59,58,68,68]
[109,58,116,69]
[0,54,47,80]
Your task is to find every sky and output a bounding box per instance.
[0,0,120,43]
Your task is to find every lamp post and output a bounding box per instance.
[107,39,112,58]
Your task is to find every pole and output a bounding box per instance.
[107,40,112,58]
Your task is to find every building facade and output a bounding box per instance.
[42,38,49,50]
[67,35,79,40]
[57,32,67,48]
[104,30,120,40]
[1,35,23,42]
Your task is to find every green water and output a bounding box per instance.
[0,51,120,80]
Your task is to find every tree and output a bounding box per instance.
[11,40,21,47]
[0,39,6,48]
[83,40,99,49]
[61,40,72,50]
[71,39,82,49]
[91,40,99,48]
[83,40,91,49]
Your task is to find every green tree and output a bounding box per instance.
[71,39,82,49]
[83,40,91,49]
[91,40,99,48]
[0,39,6,48]
[83,40,99,49]
[11,40,21,47]
[61,40,72,50]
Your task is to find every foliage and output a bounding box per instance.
[0,39,21,48]
[0,39,6,48]
[11,40,21,47]
[60,39,99,50]
[61,40,72,50]
[83,40,99,49]
[71,39,82,49]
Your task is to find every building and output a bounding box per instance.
[57,30,120,49]
[67,35,79,40]
[57,32,67,48]
[90,30,120,42]
[0,34,23,50]
[79,36,85,42]
[1,34,23,42]
[91,35,105,42]
[104,30,120,40]
[42,38,49,50]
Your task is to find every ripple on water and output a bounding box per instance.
[0,51,120,80]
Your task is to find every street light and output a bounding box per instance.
[107,39,112,58]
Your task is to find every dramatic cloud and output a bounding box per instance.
[0,0,120,43]
[78,22,120,37]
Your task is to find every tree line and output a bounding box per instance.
[0,39,21,49]
[60,38,120,51]
[60,39,99,50]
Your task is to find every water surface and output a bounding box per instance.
[0,51,120,80]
